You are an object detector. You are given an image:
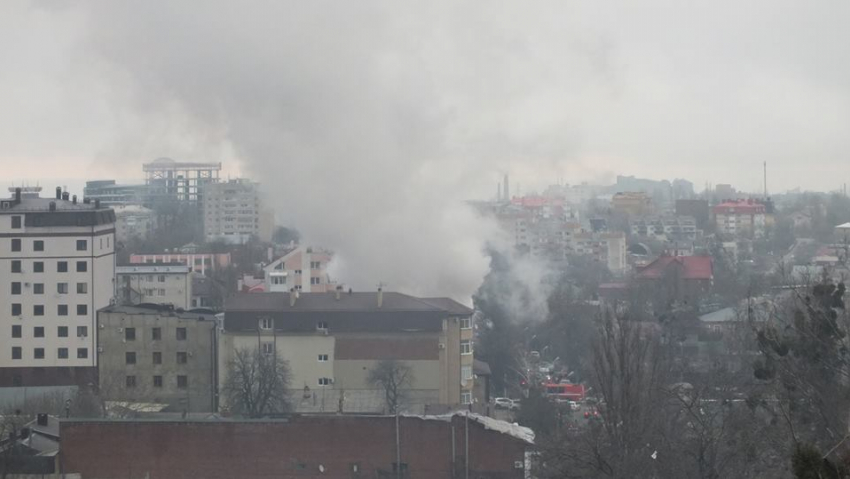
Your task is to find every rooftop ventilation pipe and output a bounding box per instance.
[55,187,61,200]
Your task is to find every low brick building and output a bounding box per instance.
[59,413,534,479]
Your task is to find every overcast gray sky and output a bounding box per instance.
[1,1,848,297]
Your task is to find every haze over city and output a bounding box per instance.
[1,2,850,478]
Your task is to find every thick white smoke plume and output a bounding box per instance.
[62,2,611,300]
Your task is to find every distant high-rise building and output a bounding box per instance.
[143,158,221,203]
[203,179,273,244]
[84,180,150,206]
[0,187,115,388]
[503,174,510,202]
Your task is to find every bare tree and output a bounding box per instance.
[223,347,292,417]
[367,359,414,414]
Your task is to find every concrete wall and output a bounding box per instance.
[117,272,191,309]
[60,417,530,479]
[98,310,217,412]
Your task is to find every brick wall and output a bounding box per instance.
[60,415,529,479]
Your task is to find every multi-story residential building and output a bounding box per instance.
[203,179,274,244]
[143,158,221,203]
[128,252,231,275]
[83,180,150,207]
[0,187,115,387]
[421,297,476,405]
[630,216,698,242]
[611,192,653,217]
[570,231,627,275]
[116,264,193,309]
[263,246,334,293]
[113,205,157,244]
[220,290,472,414]
[97,305,218,412]
[713,199,767,238]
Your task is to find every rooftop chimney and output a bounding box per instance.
[14,187,21,204]
[377,287,383,309]
[72,195,77,205]
[62,192,69,201]
[55,187,61,200]
[289,288,297,307]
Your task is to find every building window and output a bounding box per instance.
[126,376,136,388]
[125,328,136,341]
[57,326,68,337]
[11,303,21,316]
[158,289,165,296]
[57,283,68,294]
[311,277,321,285]
[76,240,87,251]
[177,376,188,389]
[261,343,274,355]
[462,365,473,382]
[460,317,472,330]
[33,305,44,316]
[76,261,87,273]
[11,325,21,338]
[294,269,302,275]
[57,261,68,273]
[33,261,43,273]
[57,348,68,359]
[33,283,44,295]
[318,377,332,386]
[461,392,473,405]
[77,326,88,338]
[310,261,321,269]
[316,321,328,331]
[460,340,473,355]
[259,318,273,330]
[34,348,45,360]
[126,352,136,365]
[153,352,162,364]
[33,240,44,252]
[318,354,329,362]
[11,238,21,252]
[11,282,21,295]
[153,376,163,388]
[77,283,88,294]
[177,352,188,364]
[158,275,165,282]
[176,328,187,341]
[33,326,44,338]
[77,305,88,316]
[152,328,161,340]
[11,216,21,229]
[11,260,21,273]
[12,347,22,360]
[77,348,88,359]
[57,305,68,316]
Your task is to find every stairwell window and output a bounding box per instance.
[259,318,273,330]
[460,340,473,355]
[460,317,472,330]
[261,343,274,355]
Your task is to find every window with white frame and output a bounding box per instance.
[461,392,473,404]
[461,365,473,382]
[460,317,472,330]
[261,342,274,355]
[316,321,328,331]
[318,354,329,362]
[318,377,332,386]
[259,317,273,330]
[460,340,473,355]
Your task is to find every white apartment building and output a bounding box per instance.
[203,179,274,244]
[116,264,192,309]
[0,187,115,387]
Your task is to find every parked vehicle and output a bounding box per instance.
[494,397,514,409]
[568,401,580,411]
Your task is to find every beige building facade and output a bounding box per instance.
[220,291,471,414]
[203,179,273,244]
[116,264,192,309]
[0,187,115,388]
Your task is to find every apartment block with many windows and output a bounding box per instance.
[203,179,274,244]
[97,305,218,412]
[0,187,115,387]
